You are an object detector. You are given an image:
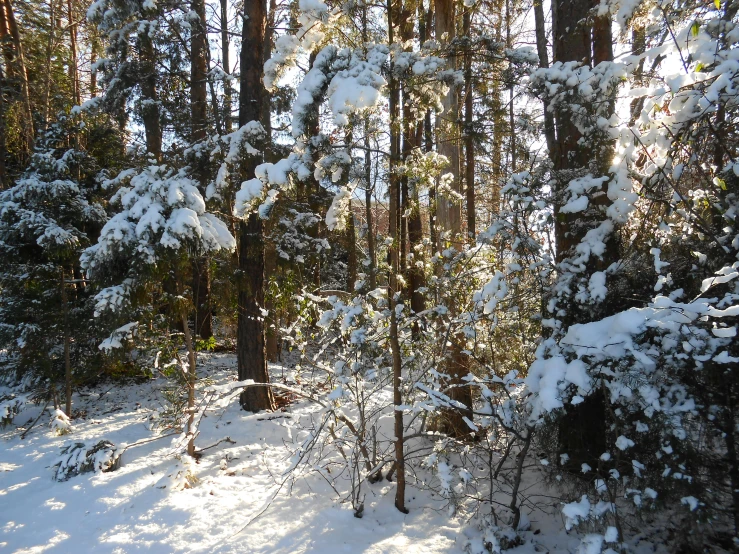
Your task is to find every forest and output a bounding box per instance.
[1,0,739,552]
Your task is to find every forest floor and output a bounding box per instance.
[0,353,667,553]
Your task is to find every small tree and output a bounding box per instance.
[0,117,107,416]
[81,162,235,456]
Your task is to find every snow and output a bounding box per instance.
[0,355,681,554]
[615,435,634,450]
[0,357,466,554]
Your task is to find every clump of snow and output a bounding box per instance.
[50,409,72,436]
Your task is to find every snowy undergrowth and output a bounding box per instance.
[0,354,666,553]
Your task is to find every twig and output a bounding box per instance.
[20,400,51,439]
[194,436,236,455]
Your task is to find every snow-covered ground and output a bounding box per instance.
[0,354,664,553]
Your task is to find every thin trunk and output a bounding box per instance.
[346,199,357,291]
[262,0,276,141]
[421,4,437,252]
[67,0,80,106]
[191,0,212,338]
[238,0,275,412]
[388,0,407,514]
[220,0,231,133]
[362,10,376,290]
[60,268,72,417]
[401,0,425,325]
[506,0,515,172]
[0,0,33,152]
[364,130,376,290]
[463,7,475,240]
[90,38,98,97]
[265,231,279,362]
[181,306,197,458]
[262,0,278,359]
[534,0,555,156]
[435,0,461,244]
[0,62,7,187]
[41,0,55,130]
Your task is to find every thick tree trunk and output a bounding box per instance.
[551,0,591,261]
[551,0,615,471]
[139,30,161,160]
[238,0,275,412]
[435,0,472,437]
[435,0,461,243]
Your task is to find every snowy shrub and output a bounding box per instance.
[53,440,120,481]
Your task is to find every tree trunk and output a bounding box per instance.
[533,0,556,156]
[265,231,279,362]
[0,62,7,187]
[420,3,437,252]
[364,130,376,290]
[67,0,80,106]
[435,0,472,437]
[435,0,461,244]
[190,0,212,339]
[463,6,475,240]
[346,199,357,292]
[181,306,197,458]
[238,0,275,413]
[60,268,72,417]
[506,0,516,172]
[387,0,407,514]
[220,0,231,133]
[0,0,34,153]
[139,29,161,160]
[551,0,591,262]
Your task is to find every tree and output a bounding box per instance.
[81,160,235,456]
[0,116,106,415]
[235,0,275,413]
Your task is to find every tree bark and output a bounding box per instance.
[139,27,161,160]
[551,0,591,261]
[435,0,461,243]
[238,0,275,412]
